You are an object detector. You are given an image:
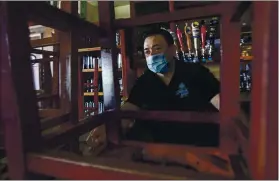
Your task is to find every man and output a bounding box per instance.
[93,28,220,147]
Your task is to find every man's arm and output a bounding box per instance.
[121,102,140,131]
[196,64,220,110]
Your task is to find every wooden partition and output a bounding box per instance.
[0,1,278,180]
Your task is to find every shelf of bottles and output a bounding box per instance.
[80,32,124,117]
[240,32,252,93]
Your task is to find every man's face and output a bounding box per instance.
[143,35,176,62]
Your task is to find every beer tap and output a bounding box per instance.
[176,24,187,62]
[169,30,183,61]
[200,20,207,62]
[191,21,200,63]
[208,17,218,61]
[184,23,193,62]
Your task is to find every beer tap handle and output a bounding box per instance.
[176,24,184,51]
[200,20,207,62]
[201,21,206,49]
[184,23,192,53]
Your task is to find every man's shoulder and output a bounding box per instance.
[176,61,208,76]
[134,69,153,85]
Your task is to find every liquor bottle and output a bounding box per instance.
[89,56,93,69]
[90,78,94,92]
[117,53,122,69]
[92,57,96,69]
[119,78,123,92]
[97,57,102,68]
[200,20,207,62]
[83,56,87,69]
[184,23,193,62]
[84,102,89,114]
[239,64,244,91]
[86,79,90,92]
[191,21,200,63]
[86,55,90,69]
[208,17,218,61]
[116,32,120,46]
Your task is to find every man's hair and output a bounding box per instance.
[143,28,174,46]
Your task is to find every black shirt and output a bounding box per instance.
[125,59,220,146]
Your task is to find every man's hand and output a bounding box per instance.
[89,102,139,149]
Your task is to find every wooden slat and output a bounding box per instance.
[31,58,55,64]
[230,2,252,22]
[39,109,63,118]
[27,151,231,180]
[43,111,116,148]
[249,1,278,179]
[120,110,219,124]
[114,2,227,28]
[30,37,59,48]
[1,2,42,179]
[23,2,105,37]
[37,94,58,101]
[98,2,121,145]
[31,49,59,56]
[41,113,70,131]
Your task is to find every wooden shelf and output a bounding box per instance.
[30,37,59,48]
[114,2,226,28]
[82,68,122,72]
[82,69,101,72]
[240,56,253,61]
[78,45,121,52]
[78,47,101,52]
[84,92,103,96]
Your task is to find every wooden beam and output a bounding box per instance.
[22,2,105,37]
[41,113,70,130]
[120,110,219,124]
[98,1,121,145]
[26,151,231,179]
[219,13,241,154]
[249,1,278,179]
[31,49,59,56]
[43,111,115,148]
[1,2,42,179]
[114,2,226,28]
[30,37,59,48]
[230,2,252,22]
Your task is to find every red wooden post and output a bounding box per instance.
[169,0,176,32]
[93,57,99,115]
[0,2,42,179]
[98,2,121,144]
[219,12,240,154]
[249,1,278,179]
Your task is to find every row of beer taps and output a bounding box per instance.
[170,17,219,63]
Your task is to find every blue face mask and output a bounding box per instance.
[146,53,169,73]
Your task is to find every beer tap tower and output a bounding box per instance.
[0,1,277,180]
